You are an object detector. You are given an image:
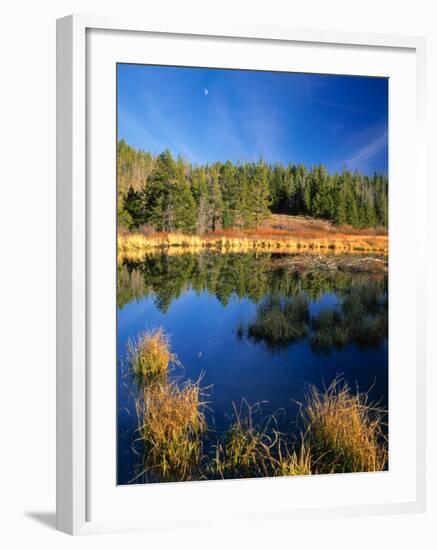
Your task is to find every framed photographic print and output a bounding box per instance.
[56,15,427,535]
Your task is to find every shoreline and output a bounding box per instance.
[118,231,389,258]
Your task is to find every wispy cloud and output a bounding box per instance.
[118,106,164,156]
[314,98,382,118]
[118,65,388,173]
[346,129,388,166]
[129,96,203,162]
[207,92,248,161]
[230,76,287,163]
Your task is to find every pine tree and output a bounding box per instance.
[220,161,239,228]
[333,180,347,226]
[191,167,209,234]
[236,165,254,229]
[207,169,223,232]
[123,187,144,228]
[117,141,388,232]
[143,150,178,230]
[250,162,271,228]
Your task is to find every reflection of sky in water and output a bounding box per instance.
[117,285,388,485]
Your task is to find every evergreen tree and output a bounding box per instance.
[220,161,239,227]
[191,167,209,234]
[207,168,224,232]
[123,187,144,228]
[117,141,388,233]
[143,150,178,230]
[250,162,271,228]
[333,186,347,226]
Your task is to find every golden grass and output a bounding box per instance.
[273,437,313,477]
[118,214,388,261]
[213,401,276,479]
[118,231,388,261]
[128,331,387,481]
[213,401,314,479]
[135,378,387,481]
[127,328,172,382]
[140,379,207,481]
[302,379,388,473]
[213,379,387,479]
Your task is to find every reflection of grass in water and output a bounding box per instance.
[302,379,388,473]
[311,309,349,349]
[311,325,350,349]
[247,294,310,350]
[242,278,387,352]
[310,281,388,351]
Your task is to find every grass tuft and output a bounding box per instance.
[127,328,173,383]
[273,437,313,477]
[212,401,277,479]
[140,379,207,481]
[127,329,388,482]
[302,378,388,473]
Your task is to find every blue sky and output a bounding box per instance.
[117,64,388,175]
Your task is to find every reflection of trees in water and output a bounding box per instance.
[118,251,374,311]
[311,279,388,351]
[118,251,274,310]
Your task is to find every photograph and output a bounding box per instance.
[116,63,389,485]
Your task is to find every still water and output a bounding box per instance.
[117,251,388,484]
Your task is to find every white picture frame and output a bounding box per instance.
[56,14,427,535]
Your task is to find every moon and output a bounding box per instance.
[203,88,209,96]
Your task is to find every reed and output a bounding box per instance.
[118,230,388,260]
[273,437,313,477]
[140,379,207,482]
[302,379,388,473]
[213,401,313,479]
[128,330,387,481]
[212,401,277,479]
[127,328,172,383]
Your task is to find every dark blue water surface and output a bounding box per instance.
[117,252,388,485]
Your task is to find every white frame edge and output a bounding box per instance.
[56,13,427,535]
[57,15,87,535]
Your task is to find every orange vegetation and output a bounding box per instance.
[118,215,388,260]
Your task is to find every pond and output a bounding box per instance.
[117,251,388,484]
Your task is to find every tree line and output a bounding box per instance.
[118,139,388,233]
